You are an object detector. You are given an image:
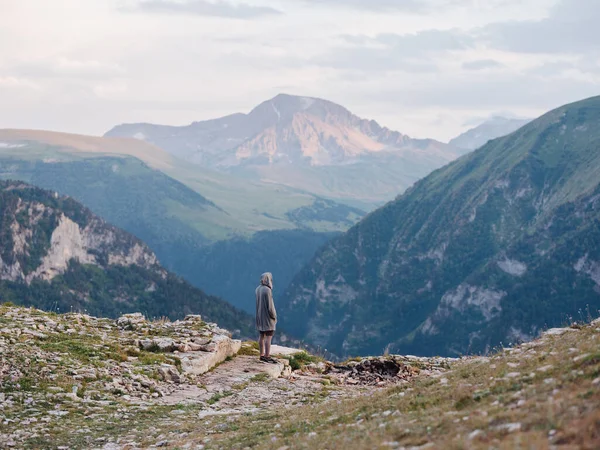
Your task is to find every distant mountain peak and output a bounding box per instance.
[104,94,459,205]
[106,93,454,169]
[449,116,531,151]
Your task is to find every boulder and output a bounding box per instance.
[117,313,146,330]
[139,338,176,353]
[157,365,181,384]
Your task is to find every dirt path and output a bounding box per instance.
[159,354,366,416]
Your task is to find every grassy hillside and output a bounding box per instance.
[281,95,600,357]
[0,129,366,238]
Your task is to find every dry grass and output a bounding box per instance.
[172,324,600,449]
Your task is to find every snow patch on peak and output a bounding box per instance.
[272,102,281,121]
[133,132,146,141]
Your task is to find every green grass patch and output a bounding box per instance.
[284,351,324,371]
[207,391,234,405]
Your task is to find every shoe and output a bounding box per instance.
[259,356,269,363]
[266,357,278,364]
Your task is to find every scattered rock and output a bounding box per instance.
[543,328,577,337]
[117,313,146,330]
[468,429,484,440]
[495,423,522,433]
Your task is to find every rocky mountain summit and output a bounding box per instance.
[106,94,460,206]
[106,94,455,169]
[1,304,598,449]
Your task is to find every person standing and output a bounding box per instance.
[256,272,277,363]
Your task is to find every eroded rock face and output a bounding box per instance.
[0,199,160,284]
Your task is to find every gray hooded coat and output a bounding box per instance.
[255,272,277,332]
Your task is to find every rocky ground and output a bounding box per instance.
[3,304,598,449]
[0,305,452,449]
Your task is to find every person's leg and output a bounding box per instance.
[264,331,274,358]
[258,332,265,357]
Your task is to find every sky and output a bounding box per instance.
[1,0,599,141]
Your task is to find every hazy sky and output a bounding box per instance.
[1,0,599,141]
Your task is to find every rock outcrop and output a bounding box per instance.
[0,184,160,284]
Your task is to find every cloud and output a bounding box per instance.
[313,29,474,72]
[126,0,282,19]
[298,0,429,12]
[14,58,125,80]
[480,0,600,54]
[0,76,40,90]
[462,59,503,70]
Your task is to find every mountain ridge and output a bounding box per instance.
[279,95,600,357]
[449,116,531,151]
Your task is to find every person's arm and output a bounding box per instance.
[268,289,277,321]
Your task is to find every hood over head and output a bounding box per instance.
[260,272,273,289]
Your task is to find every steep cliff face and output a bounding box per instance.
[280,96,600,357]
[0,186,159,284]
[0,181,254,335]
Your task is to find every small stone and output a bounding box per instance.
[156,440,169,447]
[506,372,521,379]
[468,430,484,440]
[184,314,202,322]
[543,328,576,337]
[496,423,522,433]
[178,343,192,353]
[592,377,600,386]
[573,354,590,363]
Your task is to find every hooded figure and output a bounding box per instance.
[256,272,278,363]
[256,272,277,332]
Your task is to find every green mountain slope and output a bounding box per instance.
[280,95,600,357]
[0,130,365,238]
[0,180,254,336]
[0,133,363,308]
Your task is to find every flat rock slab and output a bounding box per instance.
[159,355,359,416]
[178,335,242,376]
